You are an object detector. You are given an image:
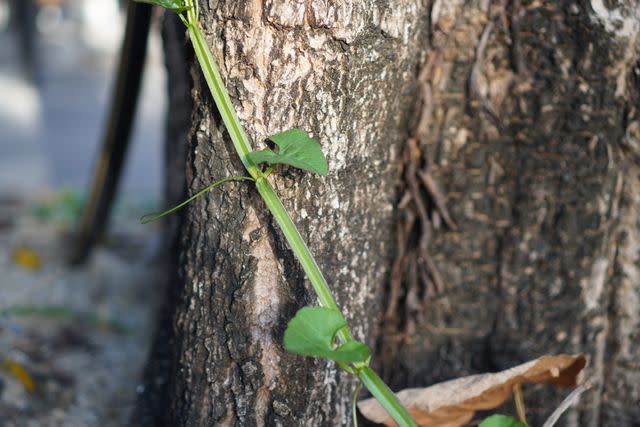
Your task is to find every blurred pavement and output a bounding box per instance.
[0,4,166,425]
[0,1,166,202]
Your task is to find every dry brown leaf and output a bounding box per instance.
[358,354,586,427]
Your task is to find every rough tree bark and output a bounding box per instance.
[137,1,640,426]
[137,1,430,426]
[377,1,640,426]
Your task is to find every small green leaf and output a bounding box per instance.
[133,0,190,12]
[248,129,329,176]
[284,307,370,364]
[479,415,528,427]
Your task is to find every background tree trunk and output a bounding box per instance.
[138,1,430,426]
[377,1,640,426]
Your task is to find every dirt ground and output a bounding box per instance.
[0,194,163,426]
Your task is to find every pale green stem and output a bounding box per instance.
[140,176,255,224]
[359,368,417,427]
[186,12,259,177]
[352,381,363,427]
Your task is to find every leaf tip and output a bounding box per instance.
[140,213,157,224]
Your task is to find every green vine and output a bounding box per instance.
[136,1,417,425]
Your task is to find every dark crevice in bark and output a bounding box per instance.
[375,27,461,386]
[133,11,191,427]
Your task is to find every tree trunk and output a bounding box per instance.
[377,1,640,426]
[138,1,429,426]
[137,1,640,426]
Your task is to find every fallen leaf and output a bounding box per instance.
[12,246,42,270]
[358,354,586,427]
[0,305,133,335]
[1,358,36,393]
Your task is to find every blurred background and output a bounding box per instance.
[0,0,164,198]
[0,1,166,425]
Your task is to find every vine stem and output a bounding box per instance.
[183,2,416,426]
[141,176,255,223]
[359,368,417,427]
[185,5,259,177]
[255,177,354,342]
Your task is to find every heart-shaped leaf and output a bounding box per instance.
[479,415,527,427]
[248,129,329,176]
[284,307,370,364]
[134,0,190,12]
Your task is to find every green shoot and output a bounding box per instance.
[352,381,363,427]
[140,176,254,224]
